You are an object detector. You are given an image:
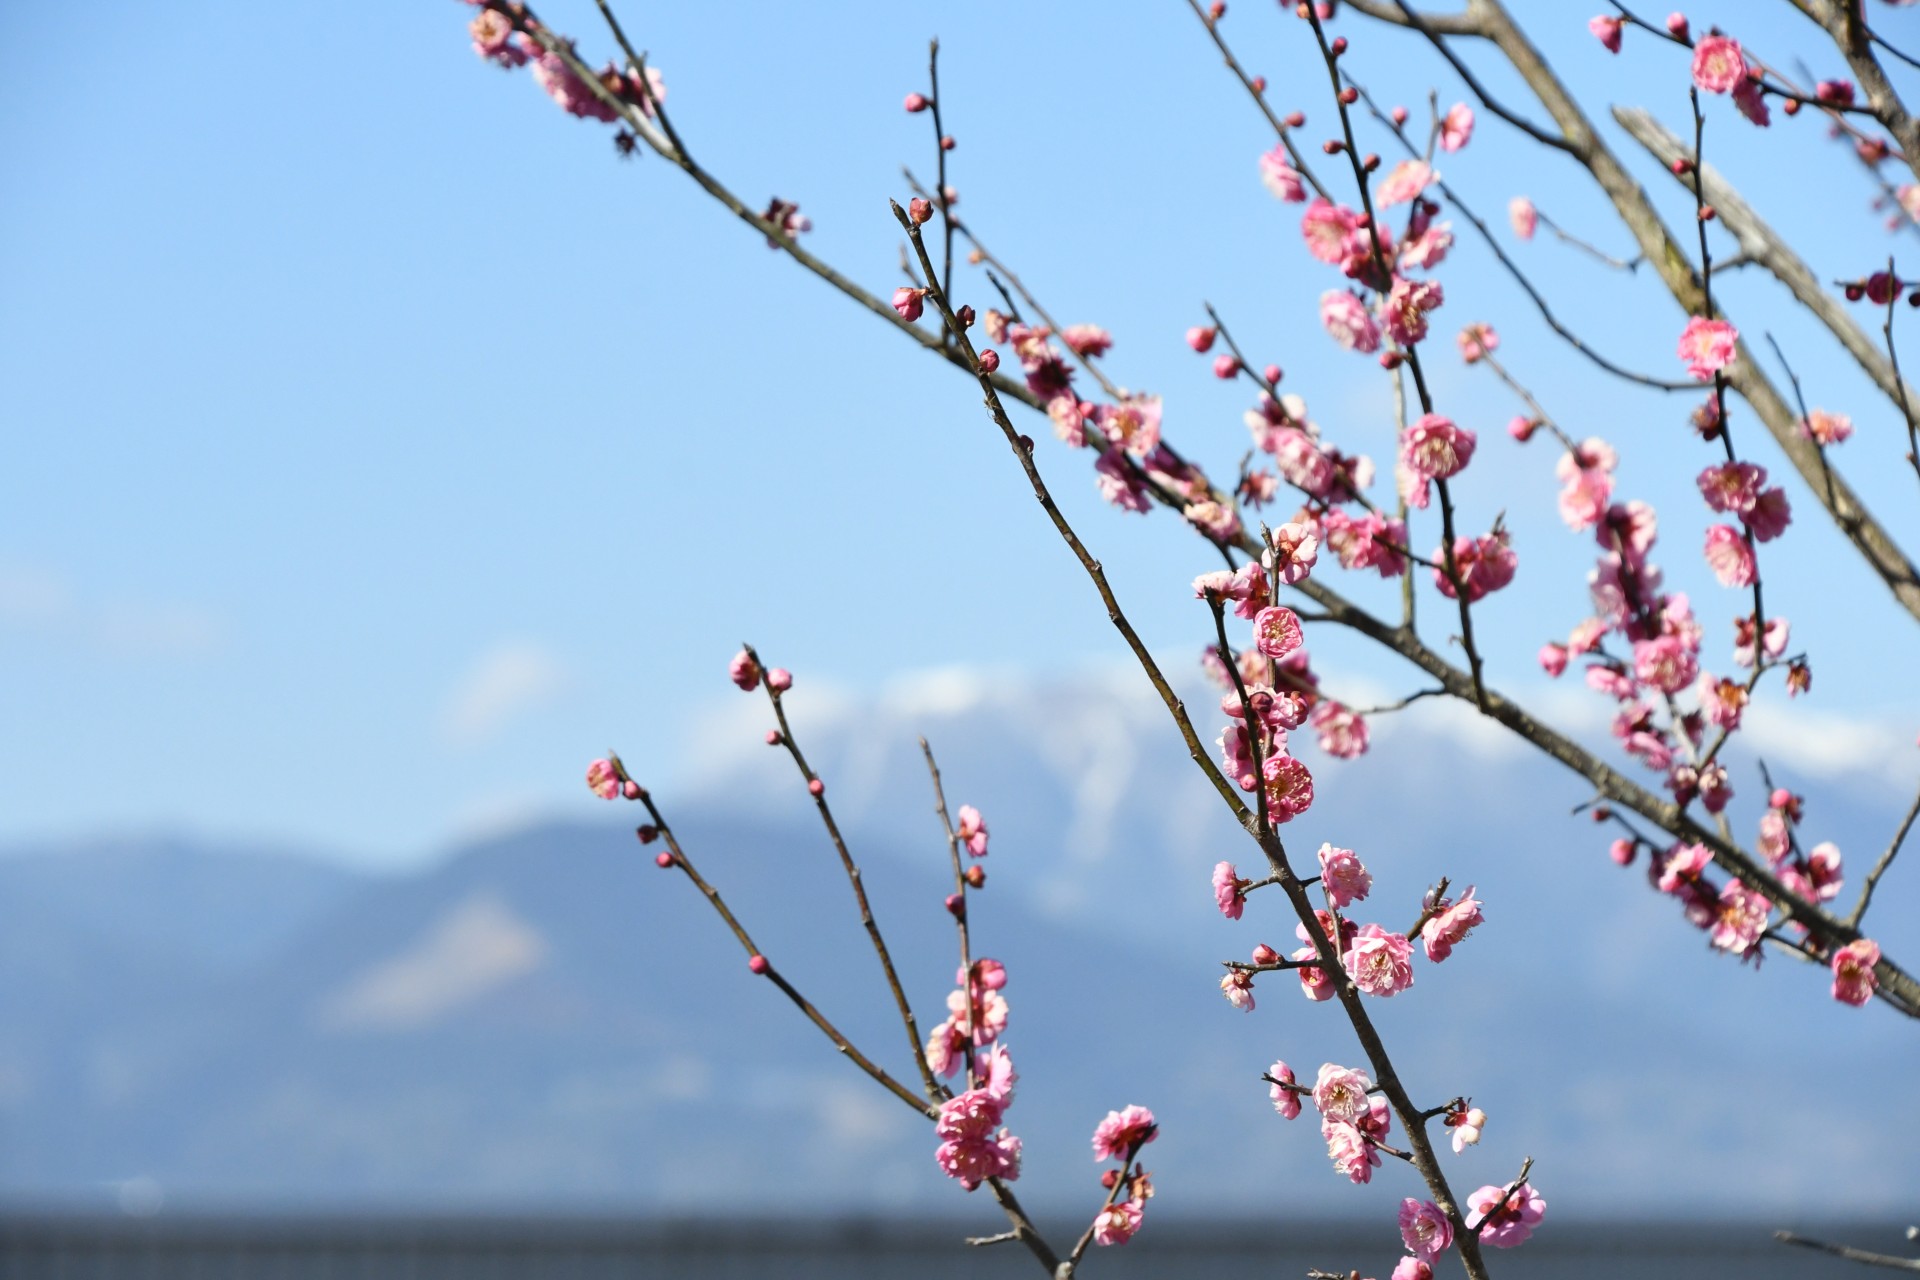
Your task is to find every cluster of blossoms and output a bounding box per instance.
[1214,844,1483,1009]
[934,1083,1022,1191]
[926,959,1011,1077]
[1087,1105,1158,1246]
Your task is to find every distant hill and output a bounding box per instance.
[2,671,1914,1219]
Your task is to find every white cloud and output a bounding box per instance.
[0,560,222,658]
[440,641,570,746]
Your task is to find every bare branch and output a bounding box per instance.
[1776,1230,1920,1272]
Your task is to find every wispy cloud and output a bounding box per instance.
[439,640,570,747]
[0,560,223,659]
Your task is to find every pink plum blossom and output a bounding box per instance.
[1467,1183,1546,1248]
[1320,290,1382,353]
[1401,414,1476,481]
[1633,635,1699,695]
[1260,146,1308,201]
[1091,1198,1145,1247]
[1344,923,1416,996]
[956,805,990,857]
[1318,843,1373,907]
[1802,409,1853,446]
[1095,397,1162,457]
[586,758,620,800]
[1589,14,1623,52]
[531,49,621,121]
[1220,968,1256,1011]
[1212,861,1246,920]
[1448,1106,1486,1153]
[891,287,925,322]
[1400,1199,1455,1259]
[1091,1105,1159,1161]
[1746,488,1791,542]
[1269,1061,1302,1119]
[1697,461,1767,515]
[1509,196,1538,240]
[1703,524,1756,587]
[1302,199,1362,263]
[1539,642,1570,676]
[982,1044,1018,1101]
[1323,1119,1381,1184]
[1691,35,1746,93]
[1384,276,1444,346]
[1377,159,1435,206]
[1094,451,1152,513]
[1312,1063,1373,1122]
[470,11,528,66]
[934,1088,1022,1190]
[1252,606,1304,659]
[729,649,762,690]
[1709,880,1770,957]
[1266,522,1320,585]
[1061,324,1113,358]
[1832,938,1881,1006]
[1439,103,1475,151]
[1678,316,1738,379]
[1293,945,1335,1000]
[1457,323,1498,363]
[1262,753,1316,822]
[760,196,810,244]
[1433,531,1518,602]
[1311,700,1370,759]
[1421,887,1484,962]
[1733,614,1789,668]
[1698,674,1748,730]
[1808,842,1844,901]
[1394,1259,1435,1280]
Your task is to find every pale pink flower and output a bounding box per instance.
[1832,938,1881,1006]
[1678,316,1738,379]
[925,1017,967,1078]
[1384,276,1444,346]
[1808,842,1844,901]
[729,648,762,690]
[1697,461,1767,515]
[1399,221,1455,270]
[1589,14,1624,52]
[1448,1106,1486,1153]
[1757,809,1790,864]
[1262,753,1316,822]
[1509,196,1538,240]
[1302,198,1361,263]
[1732,76,1771,126]
[1094,451,1152,513]
[1633,635,1699,695]
[891,287,925,322]
[934,1088,1022,1190]
[531,49,621,121]
[1467,1182,1546,1248]
[470,11,528,67]
[1311,700,1370,759]
[1252,605,1305,659]
[1269,1061,1302,1119]
[1698,674,1748,731]
[1433,531,1518,602]
[1457,322,1498,363]
[1220,968,1257,1011]
[1312,1063,1373,1122]
[1345,923,1416,996]
[1401,414,1476,481]
[946,986,1009,1045]
[1266,522,1320,585]
[1320,290,1382,353]
[1440,102,1475,152]
[956,805,989,857]
[1703,524,1756,587]
[1539,642,1570,676]
[1710,880,1770,956]
[1184,499,1243,543]
[1558,467,1613,531]
[1802,409,1853,446]
[1061,324,1113,358]
[1377,159,1435,206]
[1293,945,1336,1000]
[1691,35,1746,94]
[586,758,620,800]
[1260,146,1308,202]
[1323,1119,1381,1184]
[1400,1199,1455,1259]
[1091,1198,1145,1247]
[1318,843,1374,907]
[1091,1105,1159,1160]
[1746,488,1791,542]
[1323,510,1409,578]
[982,1044,1018,1101]
[1275,430,1339,495]
[1393,1259,1435,1280]
[1734,614,1789,668]
[1212,860,1246,920]
[1421,887,1484,962]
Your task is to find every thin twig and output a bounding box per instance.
[1852,781,1920,927]
[1775,1231,1920,1272]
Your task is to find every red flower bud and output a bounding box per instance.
[748,954,770,975]
[904,92,929,113]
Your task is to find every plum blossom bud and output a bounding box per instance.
[957,804,990,857]
[1251,943,1281,965]
[908,197,933,225]
[956,304,976,329]
[654,851,674,868]
[636,824,660,845]
[1447,1105,1486,1152]
[766,667,793,692]
[587,759,621,800]
[748,954,769,974]
[1251,75,1267,93]
[621,780,641,800]
[1666,12,1689,39]
[945,893,966,918]
[1187,325,1218,352]
[939,135,956,151]
[765,730,782,746]
[892,287,926,322]
[808,778,825,797]
[1269,1061,1302,1119]
[1508,415,1539,442]
[1608,838,1635,866]
[730,649,762,690]
[1588,15,1624,53]
[1539,642,1569,677]
[904,92,930,112]
[1213,354,1241,379]
[1509,196,1537,240]
[978,349,1001,374]
[965,865,986,888]
[1392,105,1410,125]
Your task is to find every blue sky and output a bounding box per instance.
[4,1,1918,866]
